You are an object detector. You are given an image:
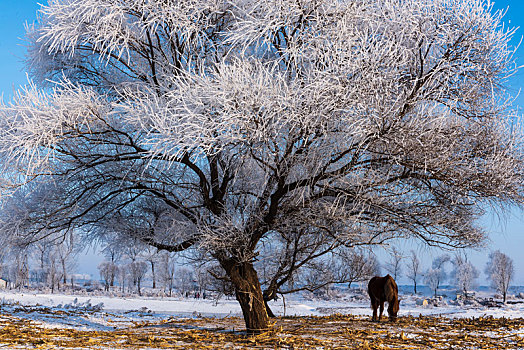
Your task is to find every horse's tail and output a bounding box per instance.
[368,276,378,307]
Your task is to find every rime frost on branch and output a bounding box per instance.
[0,0,521,316]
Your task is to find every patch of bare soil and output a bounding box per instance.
[0,313,522,349]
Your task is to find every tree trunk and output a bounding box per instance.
[151,261,156,289]
[221,259,269,334]
[62,261,67,286]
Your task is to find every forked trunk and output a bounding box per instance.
[264,299,276,318]
[221,259,269,334]
[262,287,277,318]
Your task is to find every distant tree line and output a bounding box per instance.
[385,248,515,303]
[0,230,515,305]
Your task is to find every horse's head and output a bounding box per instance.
[388,297,400,322]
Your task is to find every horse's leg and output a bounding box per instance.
[371,299,378,321]
[379,301,384,321]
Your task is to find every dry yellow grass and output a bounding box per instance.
[0,313,521,349]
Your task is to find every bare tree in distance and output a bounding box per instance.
[255,229,347,316]
[337,248,380,289]
[406,250,421,294]
[177,268,195,296]
[101,235,123,262]
[98,261,119,292]
[254,234,377,317]
[485,250,514,303]
[101,235,124,288]
[47,249,60,293]
[424,268,443,298]
[195,266,213,296]
[269,249,379,301]
[424,254,450,298]
[8,247,29,290]
[384,247,404,281]
[0,0,523,333]
[142,246,160,289]
[128,260,148,296]
[452,254,479,296]
[32,238,53,285]
[56,231,78,288]
[158,251,176,297]
[301,260,338,298]
[118,265,127,293]
[205,264,236,299]
[0,246,8,283]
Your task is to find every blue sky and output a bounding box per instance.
[0,1,522,284]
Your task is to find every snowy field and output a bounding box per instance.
[0,286,522,348]
[0,285,523,328]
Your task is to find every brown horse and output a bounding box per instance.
[367,274,399,322]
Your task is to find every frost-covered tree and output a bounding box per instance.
[485,250,514,303]
[128,260,148,296]
[177,268,195,296]
[118,264,127,293]
[98,261,119,292]
[32,239,53,285]
[56,231,78,287]
[8,247,29,290]
[433,255,451,273]
[0,0,523,333]
[406,250,421,294]
[100,233,127,288]
[0,247,8,282]
[47,249,60,293]
[424,268,442,298]
[142,246,160,289]
[384,247,404,281]
[158,251,176,297]
[452,254,478,295]
[424,254,450,297]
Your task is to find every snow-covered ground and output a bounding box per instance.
[0,285,522,332]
